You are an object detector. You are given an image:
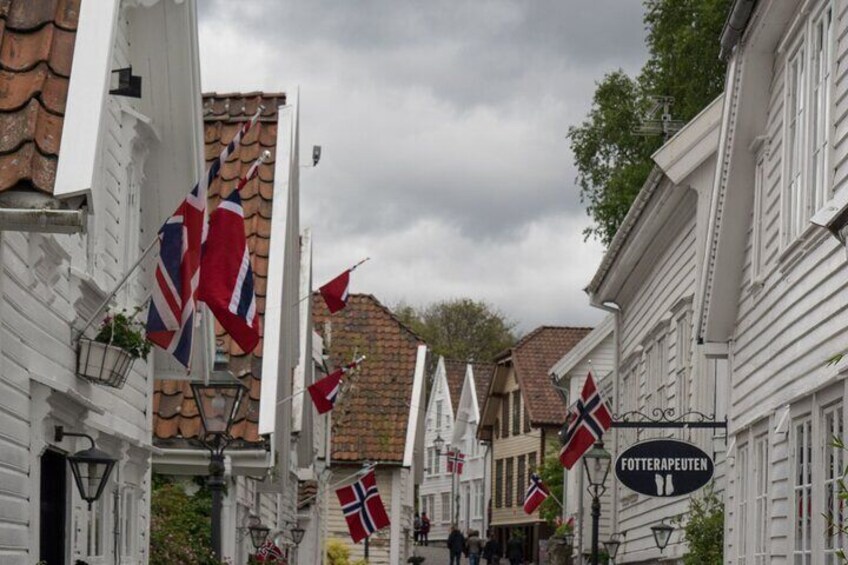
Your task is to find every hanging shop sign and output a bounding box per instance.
[614,439,714,498]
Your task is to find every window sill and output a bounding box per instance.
[778,222,828,274]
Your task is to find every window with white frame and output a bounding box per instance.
[736,441,749,565]
[793,416,813,564]
[441,492,450,523]
[823,403,844,561]
[473,480,484,519]
[436,400,443,431]
[753,432,769,565]
[86,489,109,557]
[783,1,834,246]
[751,150,768,280]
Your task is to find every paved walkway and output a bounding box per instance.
[410,543,451,565]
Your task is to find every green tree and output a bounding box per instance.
[680,483,724,565]
[536,453,565,525]
[395,298,517,362]
[569,0,731,245]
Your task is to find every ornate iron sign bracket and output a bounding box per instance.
[610,408,727,430]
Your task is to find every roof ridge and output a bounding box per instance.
[341,293,428,345]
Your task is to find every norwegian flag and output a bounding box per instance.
[336,469,390,543]
[559,372,612,470]
[446,450,465,475]
[318,258,370,314]
[254,540,284,562]
[308,357,365,414]
[146,111,261,367]
[198,155,266,354]
[523,473,549,514]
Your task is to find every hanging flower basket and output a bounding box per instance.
[77,338,135,388]
[75,308,151,389]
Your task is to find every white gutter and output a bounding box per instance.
[153,448,270,475]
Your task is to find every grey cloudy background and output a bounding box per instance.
[198,1,649,333]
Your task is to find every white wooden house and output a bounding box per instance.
[451,361,495,537]
[549,317,616,561]
[312,293,427,565]
[702,0,848,561]
[0,0,204,562]
[584,94,724,563]
[419,356,466,542]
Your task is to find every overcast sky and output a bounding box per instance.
[198,1,649,334]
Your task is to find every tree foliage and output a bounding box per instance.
[680,483,724,565]
[395,298,517,362]
[536,452,564,525]
[569,0,731,245]
[150,475,221,565]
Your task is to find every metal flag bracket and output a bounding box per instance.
[610,408,727,430]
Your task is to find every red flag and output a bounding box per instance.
[307,357,365,414]
[198,189,260,353]
[319,270,350,313]
[447,450,465,475]
[308,368,342,414]
[254,540,284,562]
[523,473,549,514]
[559,372,612,469]
[336,469,390,543]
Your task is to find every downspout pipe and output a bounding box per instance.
[720,0,757,59]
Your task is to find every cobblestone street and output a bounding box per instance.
[409,543,451,565]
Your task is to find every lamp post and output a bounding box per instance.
[582,442,611,565]
[191,371,247,560]
[651,522,673,553]
[291,524,305,564]
[54,426,117,509]
[432,434,460,528]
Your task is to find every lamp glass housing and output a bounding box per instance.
[582,442,612,488]
[563,531,575,546]
[291,526,305,545]
[603,536,622,558]
[248,523,270,549]
[433,433,445,454]
[67,447,117,507]
[651,523,674,551]
[191,374,246,439]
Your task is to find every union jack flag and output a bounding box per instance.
[523,473,549,514]
[446,450,465,475]
[146,111,261,367]
[559,372,612,469]
[336,469,390,543]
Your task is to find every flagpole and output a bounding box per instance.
[74,107,266,344]
[295,462,376,509]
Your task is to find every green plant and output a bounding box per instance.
[537,453,564,525]
[553,520,573,538]
[94,307,152,359]
[150,475,220,565]
[326,538,352,565]
[680,482,724,565]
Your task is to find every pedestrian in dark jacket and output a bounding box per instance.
[420,512,431,546]
[506,533,524,565]
[448,525,466,565]
[482,532,502,565]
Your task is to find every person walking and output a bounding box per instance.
[466,529,484,565]
[482,531,502,565]
[448,525,466,565]
[506,531,524,565]
[413,512,421,545]
[420,511,431,546]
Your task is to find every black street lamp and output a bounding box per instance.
[191,371,247,559]
[291,523,305,563]
[54,426,117,509]
[582,442,611,565]
[248,522,271,549]
[432,434,461,526]
[651,522,674,553]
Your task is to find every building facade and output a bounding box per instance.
[479,326,591,563]
[705,0,848,561]
[585,94,724,563]
[0,1,205,562]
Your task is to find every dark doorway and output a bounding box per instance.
[40,449,67,565]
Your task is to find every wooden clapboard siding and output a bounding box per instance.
[325,467,397,565]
